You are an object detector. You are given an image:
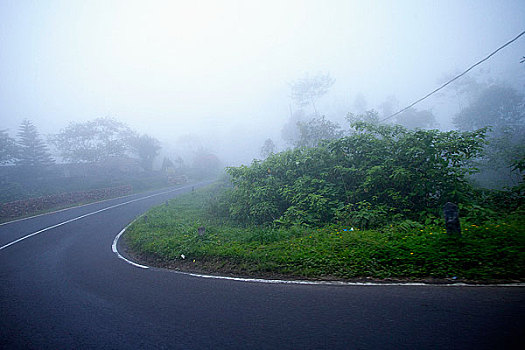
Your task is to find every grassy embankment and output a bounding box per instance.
[124,185,524,282]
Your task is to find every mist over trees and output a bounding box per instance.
[16,120,54,169]
[280,71,441,154]
[282,73,338,147]
[49,117,164,172]
[51,118,134,163]
[346,110,382,126]
[378,95,399,119]
[0,129,17,164]
[266,69,524,198]
[290,73,335,116]
[281,109,305,147]
[453,84,523,131]
[395,108,438,130]
[1,68,524,217]
[294,116,342,148]
[260,138,275,159]
[353,93,368,114]
[0,117,211,203]
[453,84,524,188]
[127,134,162,171]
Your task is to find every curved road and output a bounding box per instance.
[1,184,523,349]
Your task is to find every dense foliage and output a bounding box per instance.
[224,122,486,228]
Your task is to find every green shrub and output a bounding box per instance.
[223,122,487,227]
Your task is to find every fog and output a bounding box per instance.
[1,0,524,166]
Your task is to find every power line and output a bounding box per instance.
[380,30,525,122]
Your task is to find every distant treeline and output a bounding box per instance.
[0,117,223,204]
[1,118,161,172]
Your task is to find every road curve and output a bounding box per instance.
[1,184,523,349]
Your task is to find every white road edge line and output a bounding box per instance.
[112,227,525,287]
[0,185,195,251]
[112,226,149,269]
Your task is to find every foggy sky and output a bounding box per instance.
[1,0,524,165]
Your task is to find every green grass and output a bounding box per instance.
[124,185,525,282]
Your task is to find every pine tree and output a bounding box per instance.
[16,120,54,168]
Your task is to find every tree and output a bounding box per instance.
[281,109,306,146]
[0,129,17,164]
[284,74,335,146]
[16,120,54,168]
[127,134,161,171]
[161,157,175,173]
[260,138,276,158]
[52,118,134,163]
[453,84,524,132]
[453,84,525,187]
[439,72,488,110]
[346,110,381,126]
[290,73,335,115]
[378,95,399,119]
[294,116,342,148]
[395,108,438,130]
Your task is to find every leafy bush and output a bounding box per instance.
[335,201,392,230]
[223,122,487,226]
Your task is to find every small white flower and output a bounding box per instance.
[181,254,186,259]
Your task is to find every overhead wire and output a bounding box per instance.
[380,30,525,123]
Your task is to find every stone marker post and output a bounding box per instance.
[443,202,461,236]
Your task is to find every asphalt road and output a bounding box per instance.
[1,184,523,349]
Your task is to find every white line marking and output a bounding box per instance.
[168,270,524,287]
[113,227,525,287]
[112,226,149,269]
[0,185,195,251]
